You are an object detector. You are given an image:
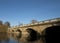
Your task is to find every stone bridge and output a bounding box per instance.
[8,18,60,35]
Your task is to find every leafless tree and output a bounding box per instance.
[31,19,38,24]
[4,21,10,27]
[0,20,3,25]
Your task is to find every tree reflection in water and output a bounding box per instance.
[0,33,9,43]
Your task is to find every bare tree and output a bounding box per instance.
[31,19,38,24]
[0,20,3,25]
[4,21,10,27]
[18,23,23,26]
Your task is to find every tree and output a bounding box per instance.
[18,22,23,26]
[4,21,10,27]
[17,21,23,26]
[0,21,10,32]
[31,20,38,24]
[0,20,3,25]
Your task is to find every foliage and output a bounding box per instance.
[0,20,3,25]
[0,20,10,32]
[4,21,10,27]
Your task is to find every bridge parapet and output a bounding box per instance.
[9,18,60,29]
[17,18,60,28]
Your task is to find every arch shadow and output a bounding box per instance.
[26,28,41,42]
[45,26,60,43]
[12,30,14,32]
[16,29,22,32]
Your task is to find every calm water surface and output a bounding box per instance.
[0,33,46,43]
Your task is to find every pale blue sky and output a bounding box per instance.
[0,0,60,26]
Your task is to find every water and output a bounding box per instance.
[0,33,46,43]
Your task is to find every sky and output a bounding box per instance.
[0,0,60,26]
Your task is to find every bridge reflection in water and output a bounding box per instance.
[0,33,45,43]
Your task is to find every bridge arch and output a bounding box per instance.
[44,26,60,43]
[45,26,60,36]
[26,28,41,41]
[12,30,14,32]
[16,29,22,32]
